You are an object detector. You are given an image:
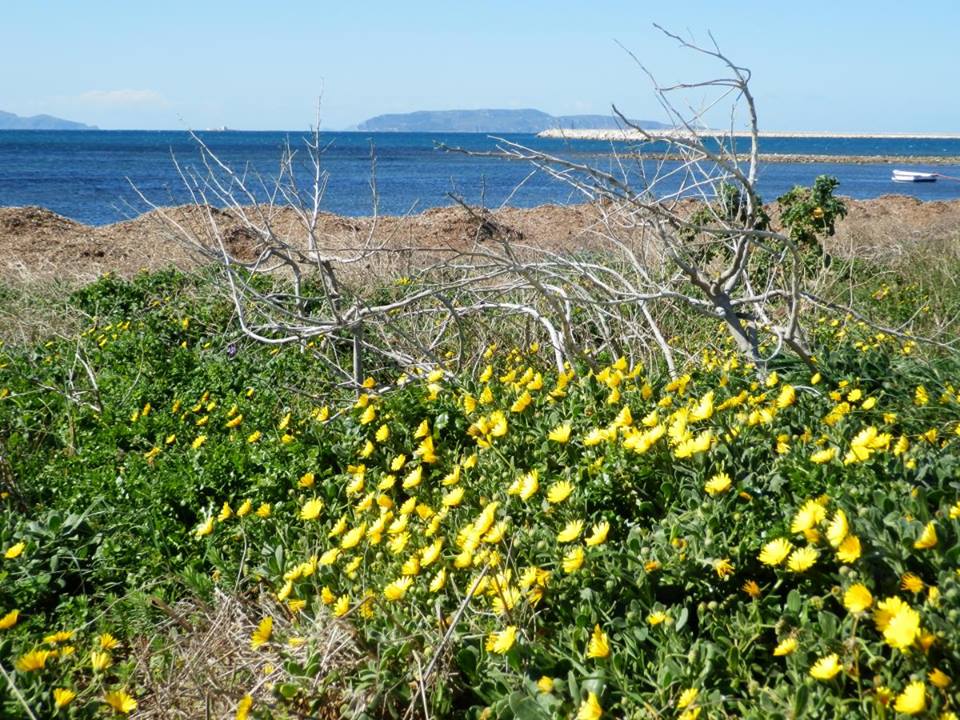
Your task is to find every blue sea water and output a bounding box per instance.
[2,130,960,226]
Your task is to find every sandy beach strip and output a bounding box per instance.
[537,128,960,141]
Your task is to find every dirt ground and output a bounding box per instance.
[0,195,957,286]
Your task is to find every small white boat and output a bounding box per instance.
[892,170,937,183]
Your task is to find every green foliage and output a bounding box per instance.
[778,175,848,248]
[1,269,960,718]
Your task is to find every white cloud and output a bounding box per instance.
[76,89,168,107]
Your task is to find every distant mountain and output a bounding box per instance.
[354,109,666,133]
[0,110,97,130]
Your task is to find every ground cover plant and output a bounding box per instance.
[1,263,959,718]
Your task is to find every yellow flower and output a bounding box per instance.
[191,434,207,450]
[300,498,324,521]
[429,568,447,592]
[826,510,848,547]
[914,522,938,549]
[843,584,873,613]
[442,487,464,507]
[773,637,797,656]
[576,692,603,720]
[557,520,584,543]
[91,650,112,671]
[787,546,818,572]
[518,470,539,500]
[485,625,517,654]
[298,471,315,488]
[236,694,253,720]
[677,687,699,709]
[791,499,826,534]
[511,391,532,413]
[585,521,610,547]
[562,546,585,573]
[704,472,732,496]
[836,534,861,563]
[251,616,273,649]
[894,681,926,715]
[247,430,262,443]
[758,538,793,566]
[536,676,554,693]
[547,480,573,504]
[647,611,668,626]
[714,558,735,578]
[882,602,921,650]
[15,649,52,672]
[195,517,215,538]
[0,609,19,630]
[901,572,924,594]
[53,688,76,708]
[548,422,572,443]
[255,502,271,518]
[4,542,25,559]
[928,668,952,689]
[44,630,73,644]
[218,502,233,522]
[811,447,837,464]
[383,576,413,601]
[809,653,842,680]
[359,404,376,425]
[103,690,138,714]
[587,624,610,658]
[225,414,243,428]
[333,595,350,616]
[742,580,761,598]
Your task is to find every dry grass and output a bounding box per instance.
[130,590,368,719]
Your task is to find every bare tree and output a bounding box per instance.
[141,28,882,385]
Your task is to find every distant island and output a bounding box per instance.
[354,108,667,133]
[0,110,97,130]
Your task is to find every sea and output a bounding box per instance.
[2,130,960,226]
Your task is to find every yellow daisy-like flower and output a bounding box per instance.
[914,522,938,549]
[4,542,25,560]
[562,546,585,573]
[677,687,699,709]
[485,625,517,654]
[375,424,390,442]
[843,583,873,613]
[586,624,610,659]
[235,695,253,720]
[518,471,539,500]
[383,576,413,601]
[742,580,761,598]
[547,480,573,504]
[536,676,554,693]
[576,692,603,720]
[928,668,952,689]
[893,681,926,715]
[758,538,793,566]
[442,487,465,507]
[53,688,76,708]
[195,517,215,538]
[255,502,271,518]
[704,472,732,496]
[836,534,861,563]
[191,435,207,450]
[299,498,324,521]
[900,572,924,594]
[236,499,252,517]
[103,690,138,714]
[557,520,584,543]
[548,422,572,443]
[15,649,52,672]
[429,568,447,592]
[246,430,262,443]
[647,611,668,626]
[217,502,233,522]
[809,653,842,680]
[90,650,112,672]
[773,637,797,656]
[298,471,315,488]
[0,609,19,630]
[810,447,837,464]
[791,499,827,534]
[787,546,818,572]
[250,616,273,649]
[882,603,921,650]
[826,509,848,547]
[584,521,610,547]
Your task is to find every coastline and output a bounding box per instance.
[2,194,958,285]
[537,128,960,141]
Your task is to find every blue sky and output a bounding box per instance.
[3,1,957,132]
